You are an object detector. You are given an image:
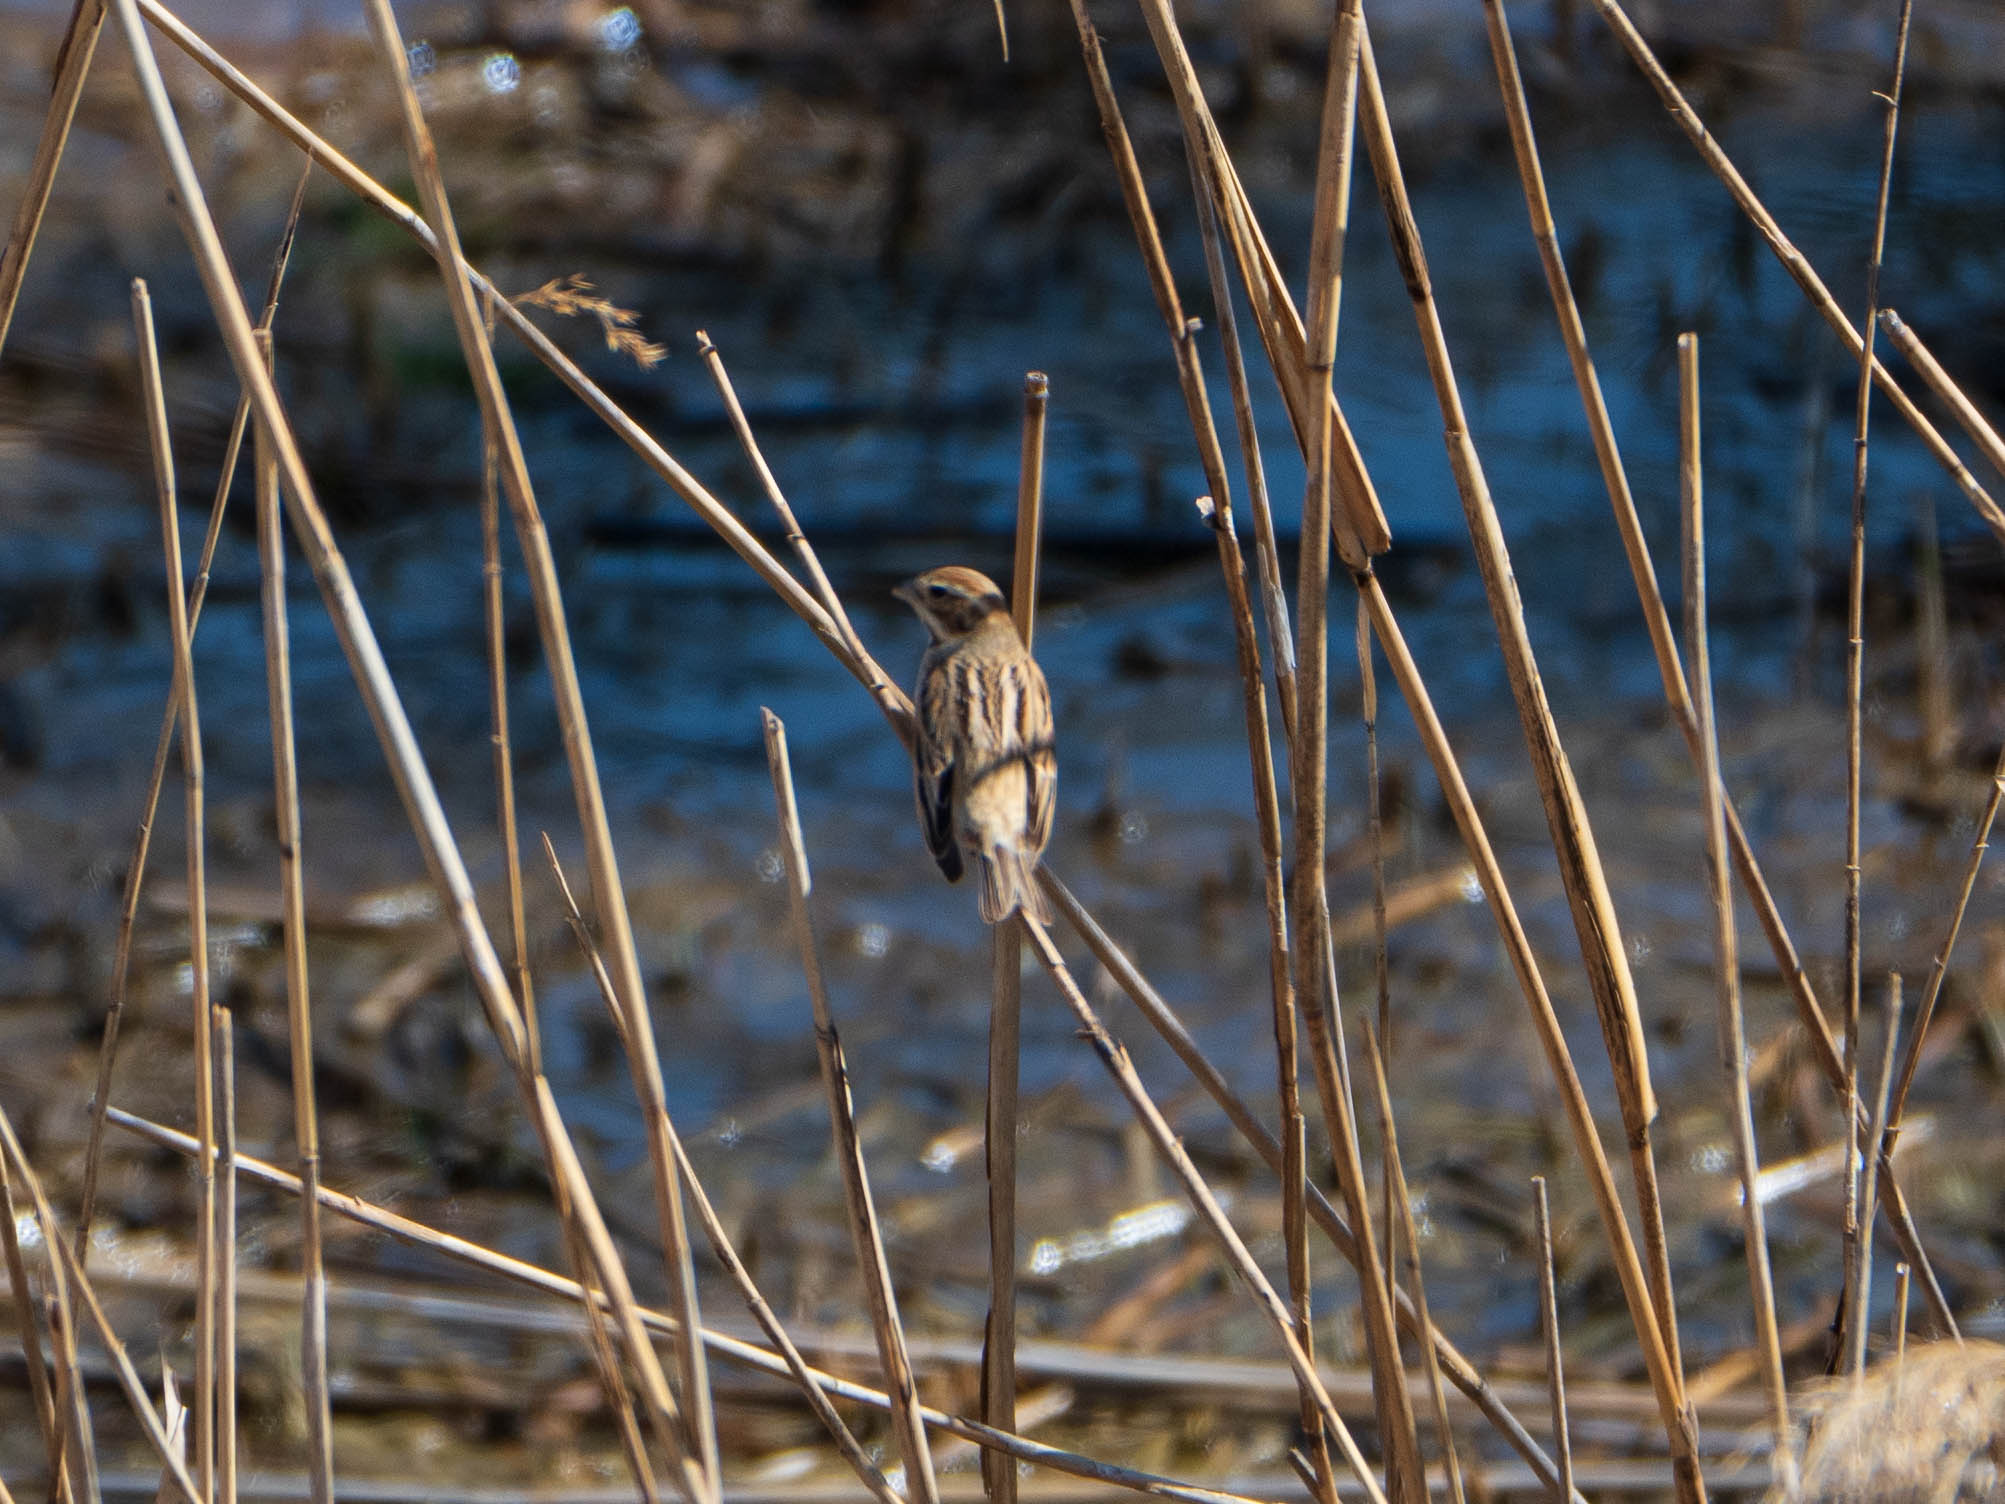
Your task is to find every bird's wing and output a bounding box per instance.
[1016,657,1057,857]
[915,655,962,882]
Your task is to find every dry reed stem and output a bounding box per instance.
[1063,0,1238,534]
[1188,159,1296,729]
[0,1105,165,1504]
[48,1291,97,1504]
[981,370,1048,1504]
[1681,331,1793,1489]
[1355,571,1691,1483]
[477,291,540,1077]
[1358,1021,1467,1504]
[134,276,218,1504]
[215,1007,237,1504]
[1582,0,2005,547]
[1878,309,2005,483]
[1283,15,1420,1495]
[1846,977,1903,1380]
[1303,0,1361,373]
[0,0,103,355]
[694,330,886,700]
[253,325,334,1504]
[1352,30,1700,1486]
[1038,870,1585,1502]
[105,1113,1272,1504]
[1841,5,1909,1360]
[1198,494,1325,1504]
[1479,0,1691,730]
[762,713,942,1504]
[539,838,683,1502]
[76,167,311,1256]
[1880,745,2005,1158]
[0,1158,65,1500]
[1531,1179,1574,1504]
[1892,1265,1910,1362]
[1121,0,1387,565]
[104,5,714,1487]
[358,4,720,1485]
[1913,495,1953,770]
[543,835,892,1504]
[1357,598,1392,1267]
[1014,916,1389,1504]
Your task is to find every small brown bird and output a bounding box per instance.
[893,566,1056,924]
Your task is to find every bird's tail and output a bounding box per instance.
[977,844,1050,925]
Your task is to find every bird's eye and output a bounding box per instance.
[927,583,950,598]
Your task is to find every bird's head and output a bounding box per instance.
[893,566,1011,644]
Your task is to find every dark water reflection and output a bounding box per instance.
[3,1,2004,1476]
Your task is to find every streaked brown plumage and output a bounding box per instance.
[892,566,1056,924]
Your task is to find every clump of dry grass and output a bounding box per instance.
[1777,1342,2005,1503]
[512,274,667,370]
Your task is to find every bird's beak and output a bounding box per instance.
[890,580,917,607]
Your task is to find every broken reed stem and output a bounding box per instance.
[0,0,103,355]
[114,1108,1269,1504]
[1481,0,1950,1335]
[1014,916,1389,1504]
[75,165,312,1256]
[106,3,718,1486]
[134,275,217,1504]
[252,325,335,1504]
[1037,870,1584,1502]
[1198,493,1325,1500]
[762,712,941,1504]
[1891,1264,1910,1362]
[1353,29,1698,1486]
[1847,976,1904,1379]
[1359,1020,1468,1504]
[544,835,905,1504]
[359,5,721,1488]
[1878,309,2005,483]
[0,1105,195,1504]
[1680,332,1793,1490]
[1842,0,1910,1368]
[1531,1178,1573,1504]
[1580,0,2005,546]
